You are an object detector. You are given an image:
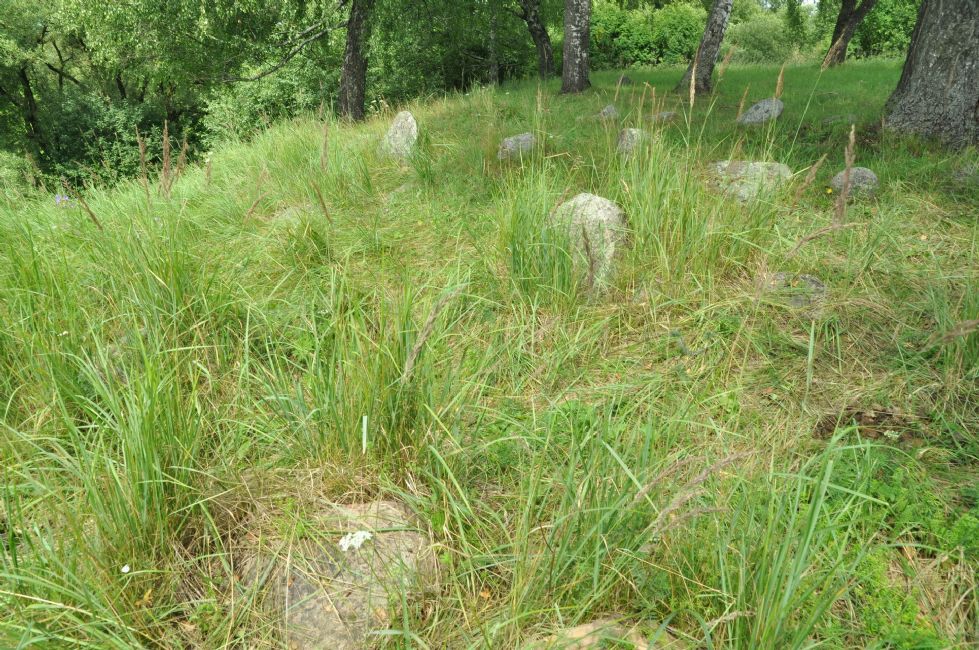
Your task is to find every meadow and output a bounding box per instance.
[1,59,977,648]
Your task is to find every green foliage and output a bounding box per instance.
[854,0,921,57]
[203,53,339,146]
[590,1,705,68]
[649,3,707,64]
[728,12,797,62]
[852,550,948,648]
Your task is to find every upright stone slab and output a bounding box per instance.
[617,128,645,154]
[381,111,418,159]
[737,98,783,125]
[548,193,627,290]
[617,74,635,86]
[711,160,792,202]
[241,500,434,650]
[830,167,879,198]
[498,133,536,161]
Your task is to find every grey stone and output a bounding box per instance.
[829,166,879,198]
[711,160,792,202]
[548,193,627,289]
[617,74,635,86]
[597,104,619,120]
[381,111,418,159]
[737,98,784,125]
[498,132,536,161]
[617,128,645,154]
[241,500,434,650]
[651,111,677,123]
[526,618,687,649]
[763,272,826,309]
[953,162,979,187]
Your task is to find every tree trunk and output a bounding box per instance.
[885,0,978,147]
[561,0,591,94]
[338,0,374,121]
[489,1,501,85]
[675,0,733,96]
[18,68,42,160]
[821,0,878,68]
[519,0,555,79]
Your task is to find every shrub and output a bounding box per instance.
[727,12,796,63]
[649,3,707,65]
[590,1,705,69]
[203,55,336,147]
[0,150,33,205]
[854,0,921,57]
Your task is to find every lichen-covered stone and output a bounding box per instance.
[240,500,434,650]
[830,167,879,198]
[737,98,784,125]
[548,193,627,290]
[381,111,418,159]
[617,128,645,154]
[711,160,792,201]
[498,132,536,160]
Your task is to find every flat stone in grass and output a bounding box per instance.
[548,193,627,290]
[711,160,792,202]
[762,272,827,309]
[498,132,536,161]
[525,618,686,649]
[381,111,418,159]
[737,98,783,125]
[830,166,879,198]
[597,104,619,120]
[240,500,435,650]
[617,128,645,154]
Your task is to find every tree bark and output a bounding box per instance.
[518,0,556,79]
[885,0,978,147]
[821,0,878,68]
[18,68,42,160]
[561,0,591,93]
[338,0,374,121]
[675,0,733,96]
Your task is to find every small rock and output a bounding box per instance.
[762,272,826,309]
[711,160,792,202]
[737,98,784,125]
[952,162,979,188]
[548,193,627,290]
[597,104,619,120]
[381,111,418,159]
[526,618,685,649]
[617,128,645,154]
[829,166,879,198]
[617,74,635,86]
[498,132,536,161]
[240,500,434,650]
[651,111,677,123]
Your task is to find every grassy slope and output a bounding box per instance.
[1,60,977,648]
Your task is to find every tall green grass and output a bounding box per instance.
[1,60,977,648]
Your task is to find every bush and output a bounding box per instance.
[854,0,920,57]
[727,12,797,63]
[0,150,33,205]
[203,54,336,147]
[590,1,705,69]
[649,3,707,65]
